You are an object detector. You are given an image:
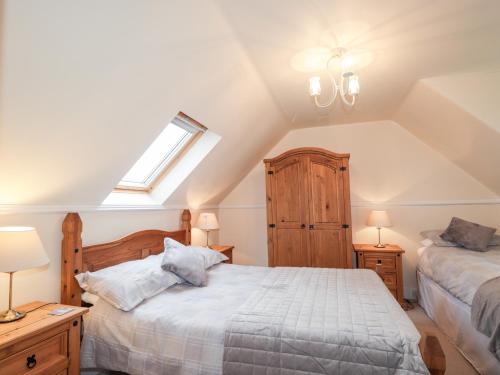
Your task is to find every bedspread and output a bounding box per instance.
[418,245,500,305]
[472,276,500,360]
[223,267,428,374]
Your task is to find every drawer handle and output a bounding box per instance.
[26,354,37,369]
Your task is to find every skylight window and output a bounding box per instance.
[116,113,205,191]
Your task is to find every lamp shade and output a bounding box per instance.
[0,227,49,273]
[196,213,219,231]
[367,210,392,228]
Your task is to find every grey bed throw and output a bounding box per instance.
[223,267,428,374]
[472,276,500,360]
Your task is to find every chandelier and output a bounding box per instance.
[308,48,360,108]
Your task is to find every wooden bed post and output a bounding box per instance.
[61,213,83,307]
[182,209,192,245]
[419,332,446,375]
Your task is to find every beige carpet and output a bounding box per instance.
[407,305,479,374]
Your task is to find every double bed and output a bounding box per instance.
[61,210,439,375]
[417,243,500,375]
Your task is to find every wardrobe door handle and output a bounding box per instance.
[309,224,314,229]
[301,224,305,228]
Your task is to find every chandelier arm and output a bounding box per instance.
[339,73,356,107]
[313,71,338,108]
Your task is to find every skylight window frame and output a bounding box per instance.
[115,112,206,193]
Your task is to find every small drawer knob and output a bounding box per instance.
[26,354,37,369]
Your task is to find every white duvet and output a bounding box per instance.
[82,264,424,375]
[417,245,500,305]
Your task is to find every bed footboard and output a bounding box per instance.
[419,332,446,375]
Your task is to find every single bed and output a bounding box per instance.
[417,244,500,375]
[61,210,440,375]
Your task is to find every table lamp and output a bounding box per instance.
[367,210,392,248]
[0,227,49,323]
[196,213,219,247]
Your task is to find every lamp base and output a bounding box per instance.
[0,309,26,323]
[374,243,386,248]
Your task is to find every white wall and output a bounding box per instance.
[0,208,217,310]
[219,121,500,298]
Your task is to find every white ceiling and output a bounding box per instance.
[215,0,500,127]
[0,0,499,208]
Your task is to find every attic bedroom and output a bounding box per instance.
[0,1,499,374]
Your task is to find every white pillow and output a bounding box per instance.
[162,246,207,286]
[164,238,228,268]
[81,291,100,305]
[75,254,181,311]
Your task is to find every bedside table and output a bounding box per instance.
[210,245,234,264]
[353,244,405,306]
[0,301,88,375]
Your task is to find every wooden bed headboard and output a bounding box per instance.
[61,209,192,307]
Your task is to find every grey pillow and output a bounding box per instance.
[421,230,500,247]
[161,247,207,286]
[440,217,497,252]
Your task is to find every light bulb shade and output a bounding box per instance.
[309,76,321,96]
[348,75,360,96]
[0,227,49,272]
[196,213,219,231]
[367,211,392,228]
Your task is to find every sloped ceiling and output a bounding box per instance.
[0,0,289,206]
[394,73,500,195]
[214,0,500,127]
[0,0,499,208]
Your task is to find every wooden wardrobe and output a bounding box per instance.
[264,147,353,268]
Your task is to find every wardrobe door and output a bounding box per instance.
[307,154,348,268]
[268,156,309,267]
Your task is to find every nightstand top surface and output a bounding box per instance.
[209,245,234,251]
[353,244,404,253]
[0,301,87,349]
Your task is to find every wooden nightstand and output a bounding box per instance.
[210,245,234,264]
[0,301,88,375]
[353,244,405,306]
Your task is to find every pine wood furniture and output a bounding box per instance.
[353,244,405,305]
[264,147,353,268]
[0,301,88,375]
[61,209,192,307]
[209,245,234,264]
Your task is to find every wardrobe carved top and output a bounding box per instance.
[263,147,350,164]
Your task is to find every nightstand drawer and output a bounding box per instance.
[364,255,396,270]
[381,272,397,288]
[0,331,68,375]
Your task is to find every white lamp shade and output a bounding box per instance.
[0,227,49,273]
[367,210,392,228]
[196,213,219,231]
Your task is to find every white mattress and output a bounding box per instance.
[417,244,500,305]
[81,263,270,375]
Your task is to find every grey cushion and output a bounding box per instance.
[161,246,207,286]
[440,217,497,252]
[420,230,500,247]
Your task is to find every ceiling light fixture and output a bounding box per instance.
[308,47,359,108]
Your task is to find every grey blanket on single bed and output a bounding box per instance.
[472,276,500,360]
[223,267,429,374]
